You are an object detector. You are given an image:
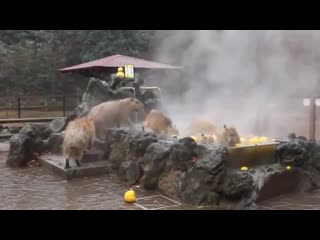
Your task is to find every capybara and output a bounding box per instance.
[216,125,241,147]
[88,98,144,139]
[183,118,217,137]
[143,109,179,137]
[62,116,95,169]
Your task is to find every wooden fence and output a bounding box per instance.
[0,95,81,119]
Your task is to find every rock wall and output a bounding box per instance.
[97,129,320,208]
[6,123,320,208]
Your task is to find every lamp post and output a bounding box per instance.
[303,97,320,141]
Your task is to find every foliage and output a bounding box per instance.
[0,30,155,96]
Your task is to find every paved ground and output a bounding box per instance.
[0,142,223,210]
[257,190,320,210]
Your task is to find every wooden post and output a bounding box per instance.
[17,97,21,119]
[44,97,48,112]
[62,96,66,117]
[310,97,316,141]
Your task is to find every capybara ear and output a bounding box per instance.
[130,98,134,102]
[224,125,228,130]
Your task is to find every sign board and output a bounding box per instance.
[125,64,135,79]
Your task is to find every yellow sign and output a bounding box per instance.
[125,64,135,79]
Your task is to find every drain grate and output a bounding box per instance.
[134,195,181,210]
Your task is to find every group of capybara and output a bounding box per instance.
[62,97,240,169]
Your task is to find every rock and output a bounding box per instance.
[92,138,106,151]
[245,164,304,202]
[167,137,198,172]
[1,129,9,134]
[6,134,34,167]
[297,136,308,141]
[178,144,227,205]
[222,169,253,201]
[235,199,257,210]
[158,170,184,198]
[19,123,52,140]
[104,129,160,171]
[275,139,313,167]
[207,192,221,205]
[142,140,171,189]
[288,133,297,140]
[104,129,130,170]
[46,132,65,154]
[119,161,141,185]
[49,118,66,133]
[8,126,21,134]
[296,169,320,192]
[128,131,159,160]
[33,137,47,153]
[308,144,320,171]
[7,123,52,168]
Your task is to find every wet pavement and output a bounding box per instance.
[0,142,222,210]
[1,140,320,210]
[0,141,9,152]
[257,190,320,210]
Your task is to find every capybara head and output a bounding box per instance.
[122,98,144,112]
[82,116,95,130]
[88,117,94,125]
[222,125,240,147]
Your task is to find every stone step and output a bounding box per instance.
[93,139,106,150]
[256,169,304,202]
[82,149,102,163]
[38,154,110,180]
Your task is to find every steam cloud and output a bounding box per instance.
[150,30,320,138]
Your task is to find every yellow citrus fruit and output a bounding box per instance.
[241,166,248,171]
[259,136,269,143]
[124,189,136,203]
[249,137,260,145]
[240,137,247,144]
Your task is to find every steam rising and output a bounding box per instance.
[151,30,320,138]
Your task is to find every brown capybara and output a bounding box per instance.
[62,116,95,169]
[183,118,218,137]
[143,109,179,137]
[215,125,241,147]
[88,98,144,139]
[199,134,215,144]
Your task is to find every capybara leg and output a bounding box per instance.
[142,126,145,131]
[64,159,70,169]
[75,159,81,167]
[87,139,92,150]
